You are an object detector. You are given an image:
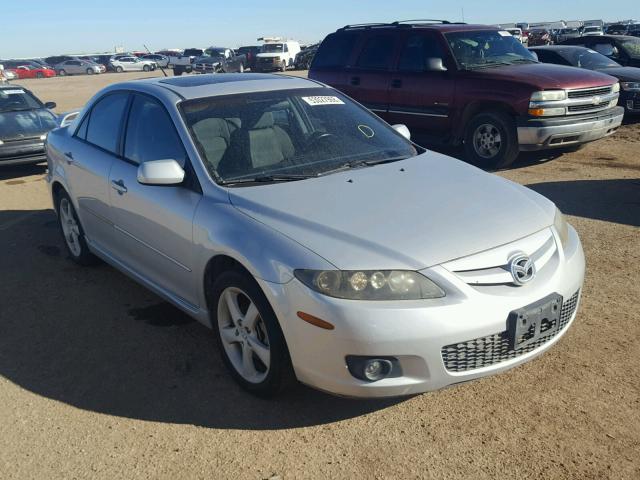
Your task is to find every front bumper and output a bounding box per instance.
[517,107,624,151]
[260,226,586,398]
[620,90,640,114]
[0,140,46,166]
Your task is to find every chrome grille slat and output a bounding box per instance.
[441,290,580,372]
[567,86,612,99]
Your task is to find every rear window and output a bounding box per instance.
[311,33,358,69]
[356,35,396,70]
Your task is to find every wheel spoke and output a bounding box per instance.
[247,336,270,367]
[243,302,259,330]
[241,343,258,378]
[224,290,242,324]
[220,325,238,345]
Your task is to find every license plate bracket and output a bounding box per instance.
[507,293,563,351]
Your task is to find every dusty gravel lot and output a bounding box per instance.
[0,72,639,479]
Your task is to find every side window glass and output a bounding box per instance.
[594,43,615,56]
[85,92,129,154]
[356,35,395,70]
[312,33,358,68]
[75,114,89,140]
[398,35,445,71]
[124,95,186,166]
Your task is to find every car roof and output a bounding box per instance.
[336,22,498,34]
[104,73,326,101]
[530,45,590,51]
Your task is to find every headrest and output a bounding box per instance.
[193,118,229,137]
[252,111,274,130]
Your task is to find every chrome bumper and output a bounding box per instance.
[517,107,624,151]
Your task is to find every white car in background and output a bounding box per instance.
[111,56,157,73]
[506,28,525,44]
[582,26,604,36]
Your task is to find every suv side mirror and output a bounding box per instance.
[44,101,57,109]
[425,57,447,72]
[137,159,185,186]
[392,124,411,141]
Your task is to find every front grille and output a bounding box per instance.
[441,290,580,373]
[2,136,42,145]
[568,86,612,99]
[568,102,611,113]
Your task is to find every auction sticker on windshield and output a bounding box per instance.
[301,96,345,106]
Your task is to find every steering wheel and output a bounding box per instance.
[306,131,334,148]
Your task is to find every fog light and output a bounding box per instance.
[346,355,399,382]
[364,360,389,381]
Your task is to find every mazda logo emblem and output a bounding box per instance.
[509,254,536,285]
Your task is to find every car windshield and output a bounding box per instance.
[620,38,640,58]
[561,48,620,68]
[446,30,538,69]
[261,43,283,53]
[584,27,601,32]
[0,88,42,112]
[205,48,226,57]
[560,29,579,34]
[181,88,421,185]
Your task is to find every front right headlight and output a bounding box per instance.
[554,207,569,249]
[530,90,567,102]
[294,270,445,300]
[621,82,640,92]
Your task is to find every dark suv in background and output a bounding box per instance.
[560,35,640,67]
[309,20,624,168]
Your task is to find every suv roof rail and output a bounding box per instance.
[339,19,465,31]
[340,22,391,30]
[392,19,452,24]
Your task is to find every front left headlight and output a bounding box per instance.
[294,270,445,300]
[530,90,567,102]
[554,207,569,249]
[621,82,640,92]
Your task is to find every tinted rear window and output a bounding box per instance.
[356,34,396,69]
[312,33,358,69]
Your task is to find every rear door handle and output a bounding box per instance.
[350,76,360,86]
[111,179,128,195]
[391,79,402,88]
[64,152,74,164]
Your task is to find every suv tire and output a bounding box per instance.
[211,269,294,397]
[464,111,519,169]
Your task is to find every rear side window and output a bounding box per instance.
[398,34,446,71]
[85,92,129,154]
[124,95,186,165]
[312,33,358,68]
[356,35,396,70]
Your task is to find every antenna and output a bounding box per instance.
[143,44,167,77]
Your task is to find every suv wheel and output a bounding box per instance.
[56,192,97,266]
[280,60,287,72]
[211,269,294,397]
[464,112,519,169]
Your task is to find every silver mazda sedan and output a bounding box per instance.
[46,74,585,397]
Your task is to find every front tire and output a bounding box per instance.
[58,69,66,76]
[211,269,294,397]
[143,64,150,72]
[86,68,94,75]
[56,192,97,266]
[280,60,287,72]
[115,66,123,73]
[464,111,519,169]
[239,63,244,73]
[36,72,44,79]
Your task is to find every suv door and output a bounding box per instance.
[386,32,454,136]
[65,92,130,251]
[343,33,399,116]
[108,93,201,307]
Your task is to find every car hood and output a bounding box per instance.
[227,152,556,270]
[469,62,617,89]
[0,108,58,140]
[597,66,640,81]
[196,56,223,64]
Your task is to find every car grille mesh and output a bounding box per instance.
[567,86,612,99]
[441,290,579,373]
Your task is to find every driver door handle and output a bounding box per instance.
[111,179,128,195]
[64,152,74,164]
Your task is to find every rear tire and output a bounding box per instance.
[86,68,94,75]
[143,65,150,72]
[56,192,98,266]
[58,69,66,76]
[239,64,244,73]
[211,269,294,397]
[464,111,519,169]
[36,72,44,79]
[280,60,287,72]
[115,66,123,73]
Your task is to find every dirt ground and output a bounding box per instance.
[0,72,639,479]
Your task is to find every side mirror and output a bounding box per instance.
[425,57,447,72]
[392,124,411,141]
[137,159,185,186]
[58,110,79,127]
[44,101,57,109]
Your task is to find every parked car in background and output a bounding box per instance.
[310,21,624,168]
[554,28,581,44]
[0,85,58,165]
[294,43,319,69]
[45,74,585,398]
[6,65,56,79]
[627,24,640,38]
[54,60,102,76]
[55,59,103,76]
[607,24,629,35]
[528,29,553,46]
[583,26,604,36]
[237,46,260,70]
[111,56,157,73]
[560,35,640,67]
[505,28,524,44]
[45,55,75,66]
[141,54,169,68]
[193,48,245,74]
[91,55,116,72]
[168,48,204,75]
[531,45,640,114]
[254,38,301,71]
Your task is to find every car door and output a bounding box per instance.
[343,33,399,117]
[386,32,454,135]
[108,93,201,306]
[64,91,130,251]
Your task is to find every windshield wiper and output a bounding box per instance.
[221,173,316,186]
[509,58,538,64]
[318,155,410,177]
[1,107,34,113]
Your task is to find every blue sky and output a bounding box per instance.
[2,0,638,58]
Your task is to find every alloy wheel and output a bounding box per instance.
[473,123,502,159]
[59,198,82,257]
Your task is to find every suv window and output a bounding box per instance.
[398,34,446,71]
[356,35,396,69]
[124,95,186,165]
[85,92,129,153]
[312,33,358,69]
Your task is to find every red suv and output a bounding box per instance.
[309,21,624,168]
